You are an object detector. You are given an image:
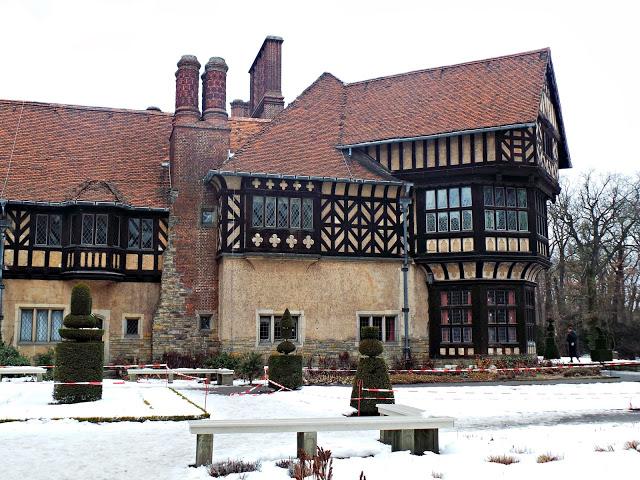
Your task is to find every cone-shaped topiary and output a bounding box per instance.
[590,326,613,362]
[268,308,303,390]
[53,283,104,403]
[543,317,560,360]
[350,326,394,415]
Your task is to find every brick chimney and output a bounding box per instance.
[230,99,251,118]
[174,55,201,124]
[201,57,228,124]
[249,36,284,119]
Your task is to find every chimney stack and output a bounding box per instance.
[201,57,229,124]
[249,36,284,119]
[230,99,251,118]
[174,55,201,123]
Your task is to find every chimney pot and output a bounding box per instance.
[202,56,228,124]
[249,36,284,119]
[174,55,201,122]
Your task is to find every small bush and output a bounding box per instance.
[623,440,640,451]
[318,356,338,370]
[0,342,30,366]
[290,447,333,480]
[275,459,293,469]
[594,445,615,452]
[238,351,264,383]
[207,459,260,478]
[487,455,519,465]
[205,352,240,370]
[33,349,55,367]
[536,453,563,463]
[391,353,417,371]
[269,354,303,390]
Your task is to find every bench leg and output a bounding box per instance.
[195,433,214,466]
[168,373,174,384]
[380,429,397,445]
[36,373,43,382]
[219,374,233,386]
[414,429,439,455]
[129,374,136,382]
[391,429,414,452]
[297,432,317,458]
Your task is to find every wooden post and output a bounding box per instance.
[36,373,43,382]
[296,431,317,457]
[414,428,439,454]
[168,372,174,384]
[195,433,214,466]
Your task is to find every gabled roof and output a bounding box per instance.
[223,73,393,182]
[229,117,271,151]
[0,100,172,209]
[226,48,570,178]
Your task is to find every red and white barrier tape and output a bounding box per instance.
[362,387,395,393]
[0,363,170,370]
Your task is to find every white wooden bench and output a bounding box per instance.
[0,366,46,382]
[127,368,234,385]
[377,403,453,454]
[188,415,455,466]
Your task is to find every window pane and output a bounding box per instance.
[449,188,460,208]
[425,190,436,210]
[141,219,153,249]
[36,309,48,342]
[371,316,383,341]
[50,310,63,341]
[498,326,507,342]
[259,316,271,342]
[496,210,506,230]
[496,309,507,323]
[437,189,448,209]
[449,211,460,231]
[359,316,370,339]
[265,197,276,228]
[450,308,462,324]
[277,198,289,228]
[488,327,496,343]
[274,317,282,340]
[95,214,108,245]
[518,211,529,231]
[507,211,518,231]
[441,328,450,343]
[49,215,62,246]
[440,310,449,325]
[302,198,313,230]
[495,187,505,207]
[201,210,216,226]
[385,316,396,342]
[508,327,517,343]
[252,196,264,227]
[483,186,494,206]
[290,198,301,229]
[438,212,449,232]
[506,188,517,207]
[35,214,48,245]
[126,318,139,336]
[20,310,33,342]
[461,187,472,207]
[199,315,211,330]
[128,218,140,248]
[462,210,473,231]
[291,316,299,341]
[517,188,527,208]
[463,327,472,343]
[452,327,461,343]
[426,213,436,233]
[484,210,495,230]
[496,290,506,305]
[81,214,94,245]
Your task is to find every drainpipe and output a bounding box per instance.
[399,186,412,361]
[0,199,7,343]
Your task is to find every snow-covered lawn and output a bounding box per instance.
[1,381,639,479]
[0,379,203,420]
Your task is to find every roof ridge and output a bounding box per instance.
[0,99,173,116]
[345,48,550,87]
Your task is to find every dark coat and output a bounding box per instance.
[566,330,578,354]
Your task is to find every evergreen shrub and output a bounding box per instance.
[350,326,394,415]
[591,327,613,362]
[543,318,560,360]
[53,283,104,403]
[268,308,303,390]
[0,342,29,366]
[238,351,263,383]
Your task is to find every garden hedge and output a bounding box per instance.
[268,354,303,390]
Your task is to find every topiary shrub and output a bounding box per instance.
[590,327,613,362]
[53,283,104,403]
[543,318,560,360]
[350,326,394,415]
[268,309,303,390]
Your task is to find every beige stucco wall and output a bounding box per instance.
[218,256,430,359]
[2,279,160,363]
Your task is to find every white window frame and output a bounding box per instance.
[122,313,143,339]
[355,310,401,345]
[255,309,305,347]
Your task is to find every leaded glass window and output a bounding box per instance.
[426,213,436,233]
[128,218,140,248]
[264,197,276,228]
[438,212,449,232]
[302,198,313,230]
[484,210,495,230]
[35,214,48,246]
[462,210,473,231]
[290,198,301,229]
[449,188,460,208]
[36,309,48,342]
[125,318,139,336]
[259,316,271,343]
[461,187,472,207]
[496,210,506,230]
[358,314,397,343]
[49,215,62,246]
[20,309,33,342]
[50,310,63,342]
[450,211,460,231]
[141,219,153,249]
[439,290,472,345]
[252,196,264,227]
[425,190,436,210]
[437,189,448,209]
[484,186,529,232]
[277,198,289,228]
[425,186,473,235]
[81,214,94,245]
[487,289,518,345]
[95,214,108,245]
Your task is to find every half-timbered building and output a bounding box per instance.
[0,37,570,362]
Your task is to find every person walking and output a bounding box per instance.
[566,325,579,363]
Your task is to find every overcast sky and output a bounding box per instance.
[1,0,638,177]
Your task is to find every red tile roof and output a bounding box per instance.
[0,100,172,209]
[227,49,553,180]
[229,117,271,152]
[341,48,550,146]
